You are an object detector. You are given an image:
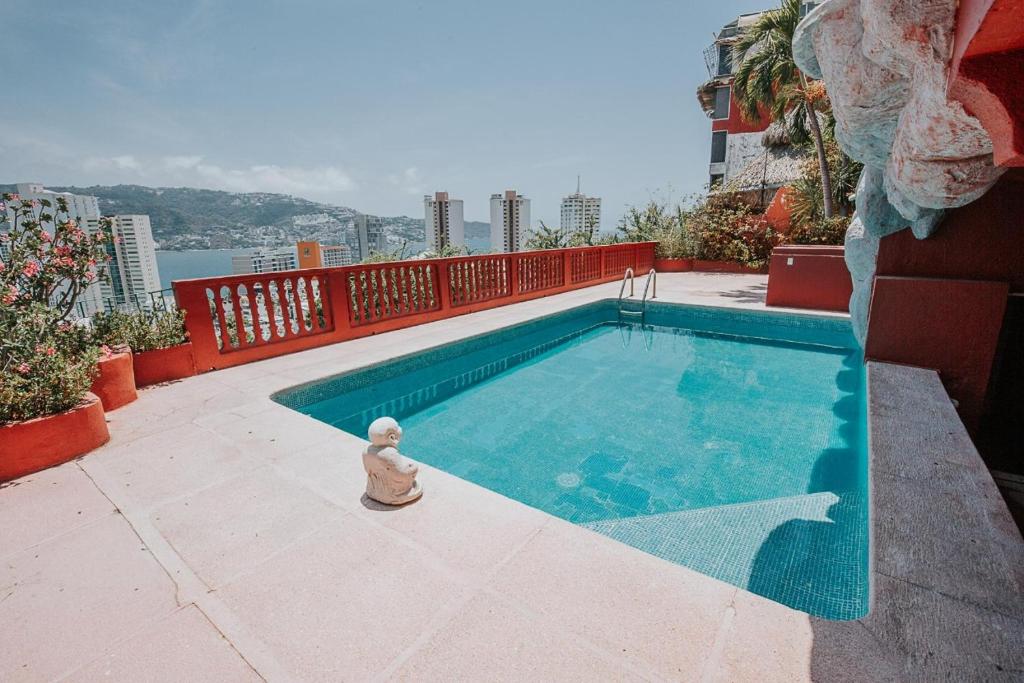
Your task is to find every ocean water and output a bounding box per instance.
[277,302,868,619]
[156,249,253,289]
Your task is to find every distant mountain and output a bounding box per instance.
[0,183,491,252]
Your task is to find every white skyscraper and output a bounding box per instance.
[423,191,465,252]
[231,248,298,274]
[560,178,601,235]
[105,215,162,308]
[489,190,530,253]
[4,183,105,316]
[354,214,388,261]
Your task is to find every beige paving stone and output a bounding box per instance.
[0,514,179,681]
[390,591,649,682]
[363,465,551,579]
[215,514,468,681]
[492,521,736,680]
[82,424,257,508]
[64,605,260,682]
[0,463,114,558]
[151,467,344,588]
[709,589,899,682]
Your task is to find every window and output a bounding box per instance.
[709,173,724,188]
[712,85,730,120]
[717,44,732,76]
[710,131,727,164]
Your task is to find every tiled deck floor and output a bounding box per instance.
[2,273,1022,681]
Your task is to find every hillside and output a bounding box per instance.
[1,183,490,251]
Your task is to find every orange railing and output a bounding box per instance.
[173,242,656,371]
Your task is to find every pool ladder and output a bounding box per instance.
[617,268,657,325]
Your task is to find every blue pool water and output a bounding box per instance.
[276,301,868,620]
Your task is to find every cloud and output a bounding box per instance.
[162,155,202,170]
[387,166,424,196]
[82,154,141,171]
[188,162,356,196]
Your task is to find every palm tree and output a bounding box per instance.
[732,0,833,218]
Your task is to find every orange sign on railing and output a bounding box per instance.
[173,242,657,372]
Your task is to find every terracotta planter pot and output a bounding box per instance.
[89,351,138,411]
[133,342,197,388]
[692,259,769,275]
[653,258,694,272]
[0,393,110,482]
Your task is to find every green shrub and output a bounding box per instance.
[788,215,851,245]
[90,309,188,353]
[0,304,99,424]
[684,193,782,268]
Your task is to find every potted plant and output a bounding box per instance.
[0,193,113,481]
[90,309,195,387]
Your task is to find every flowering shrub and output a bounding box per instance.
[1,192,111,321]
[684,194,783,268]
[0,304,99,424]
[90,309,188,353]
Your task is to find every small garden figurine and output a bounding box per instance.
[362,417,422,505]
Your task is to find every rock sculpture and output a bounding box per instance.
[362,417,422,505]
[792,0,1008,343]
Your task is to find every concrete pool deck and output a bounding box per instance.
[2,272,1021,681]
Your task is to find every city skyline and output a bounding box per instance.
[0,0,776,227]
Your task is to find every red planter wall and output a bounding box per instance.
[89,351,137,410]
[653,258,693,272]
[133,343,197,388]
[765,245,853,312]
[692,259,769,274]
[0,394,110,482]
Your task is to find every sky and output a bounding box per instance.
[0,0,773,229]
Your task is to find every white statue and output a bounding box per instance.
[362,417,422,505]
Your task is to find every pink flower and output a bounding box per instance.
[22,261,40,277]
[39,230,52,242]
[35,344,56,356]
[85,271,96,282]
[15,363,30,375]
[0,262,5,273]
[101,345,114,358]
[66,219,76,228]
[2,286,17,305]
[10,194,20,201]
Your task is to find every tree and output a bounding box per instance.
[732,0,834,218]
[525,221,570,250]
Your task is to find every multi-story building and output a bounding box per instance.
[3,183,105,316]
[560,179,601,235]
[104,215,162,309]
[296,240,353,269]
[231,247,297,275]
[423,191,465,252]
[353,214,387,261]
[489,190,530,253]
[697,4,820,189]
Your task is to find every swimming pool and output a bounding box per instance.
[275,300,868,620]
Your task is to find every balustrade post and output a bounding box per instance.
[600,246,608,279]
[325,268,354,341]
[509,252,520,298]
[437,258,453,312]
[562,249,573,290]
[173,280,219,373]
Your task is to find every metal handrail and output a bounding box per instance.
[641,268,657,305]
[618,267,634,300]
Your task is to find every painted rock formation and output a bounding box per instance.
[793,0,1007,342]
